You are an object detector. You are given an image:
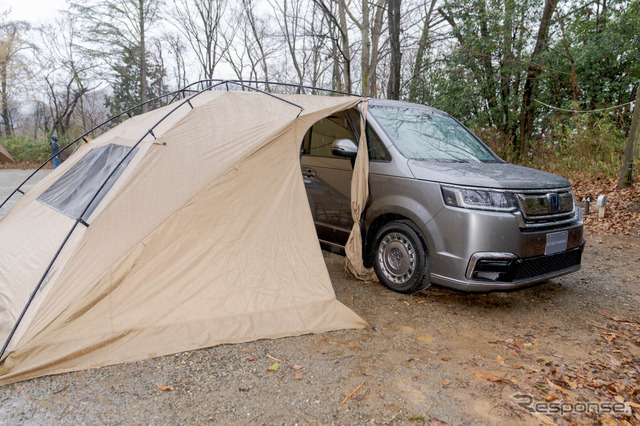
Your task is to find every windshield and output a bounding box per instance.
[368,106,498,163]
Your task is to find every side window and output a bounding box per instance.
[366,124,391,161]
[308,116,354,158]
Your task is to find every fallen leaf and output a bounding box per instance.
[294,372,303,380]
[441,380,450,387]
[267,362,279,371]
[157,384,174,391]
[292,364,303,370]
[470,370,503,382]
[348,342,356,347]
[545,379,568,396]
[615,395,625,404]
[441,357,450,361]
[246,356,257,362]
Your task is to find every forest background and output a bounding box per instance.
[0,0,638,187]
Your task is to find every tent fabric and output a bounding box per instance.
[0,143,13,163]
[0,91,367,385]
[345,102,377,281]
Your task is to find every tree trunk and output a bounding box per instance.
[338,0,351,93]
[518,0,558,156]
[360,0,371,96]
[408,0,437,102]
[500,0,514,135]
[618,87,640,188]
[369,0,384,97]
[387,0,401,100]
[332,37,341,92]
[139,0,148,113]
[1,66,10,137]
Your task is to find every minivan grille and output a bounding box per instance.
[516,189,574,219]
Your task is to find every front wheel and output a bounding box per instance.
[373,221,431,294]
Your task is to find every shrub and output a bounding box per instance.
[1,136,50,164]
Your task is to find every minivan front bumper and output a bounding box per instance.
[426,205,584,292]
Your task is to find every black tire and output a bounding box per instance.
[372,220,431,294]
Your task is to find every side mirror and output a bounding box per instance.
[331,139,358,158]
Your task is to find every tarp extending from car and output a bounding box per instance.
[0,143,13,163]
[0,90,367,385]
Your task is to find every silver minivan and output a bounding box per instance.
[301,99,584,293]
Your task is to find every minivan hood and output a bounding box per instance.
[407,161,571,190]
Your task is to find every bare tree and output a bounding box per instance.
[342,0,386,96]
[0,21,30,137]
[171,0,227,80]
[313,0,352,93]
[241,0,271,88]
[407,0,438,101]
[162,32,188,90]
[35,15,97,137]
[268,0,306,85]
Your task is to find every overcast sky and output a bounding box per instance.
[4,0,67,23]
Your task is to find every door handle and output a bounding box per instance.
[302,168,316,178]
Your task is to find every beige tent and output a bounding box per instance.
[0,143,13,163]
[0,90,367,385]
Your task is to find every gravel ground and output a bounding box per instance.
[1,169,639,424]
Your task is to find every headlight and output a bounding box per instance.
[441,185,518,212]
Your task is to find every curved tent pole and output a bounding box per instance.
[0,85,202,211]
[0,79,335,211]
[0,80,307,361]
[0,80,227,362]
[167,79,361,102]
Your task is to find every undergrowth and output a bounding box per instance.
[474,115,629,182]
[1,136,50,164]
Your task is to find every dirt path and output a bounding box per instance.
[1,228,638,424]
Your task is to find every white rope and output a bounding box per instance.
[534,98,635,113]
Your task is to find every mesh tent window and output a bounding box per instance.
[37,144,138,221]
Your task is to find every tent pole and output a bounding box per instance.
[0,80,233,361]
[0,80,350,360]
[0,83,211,211]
